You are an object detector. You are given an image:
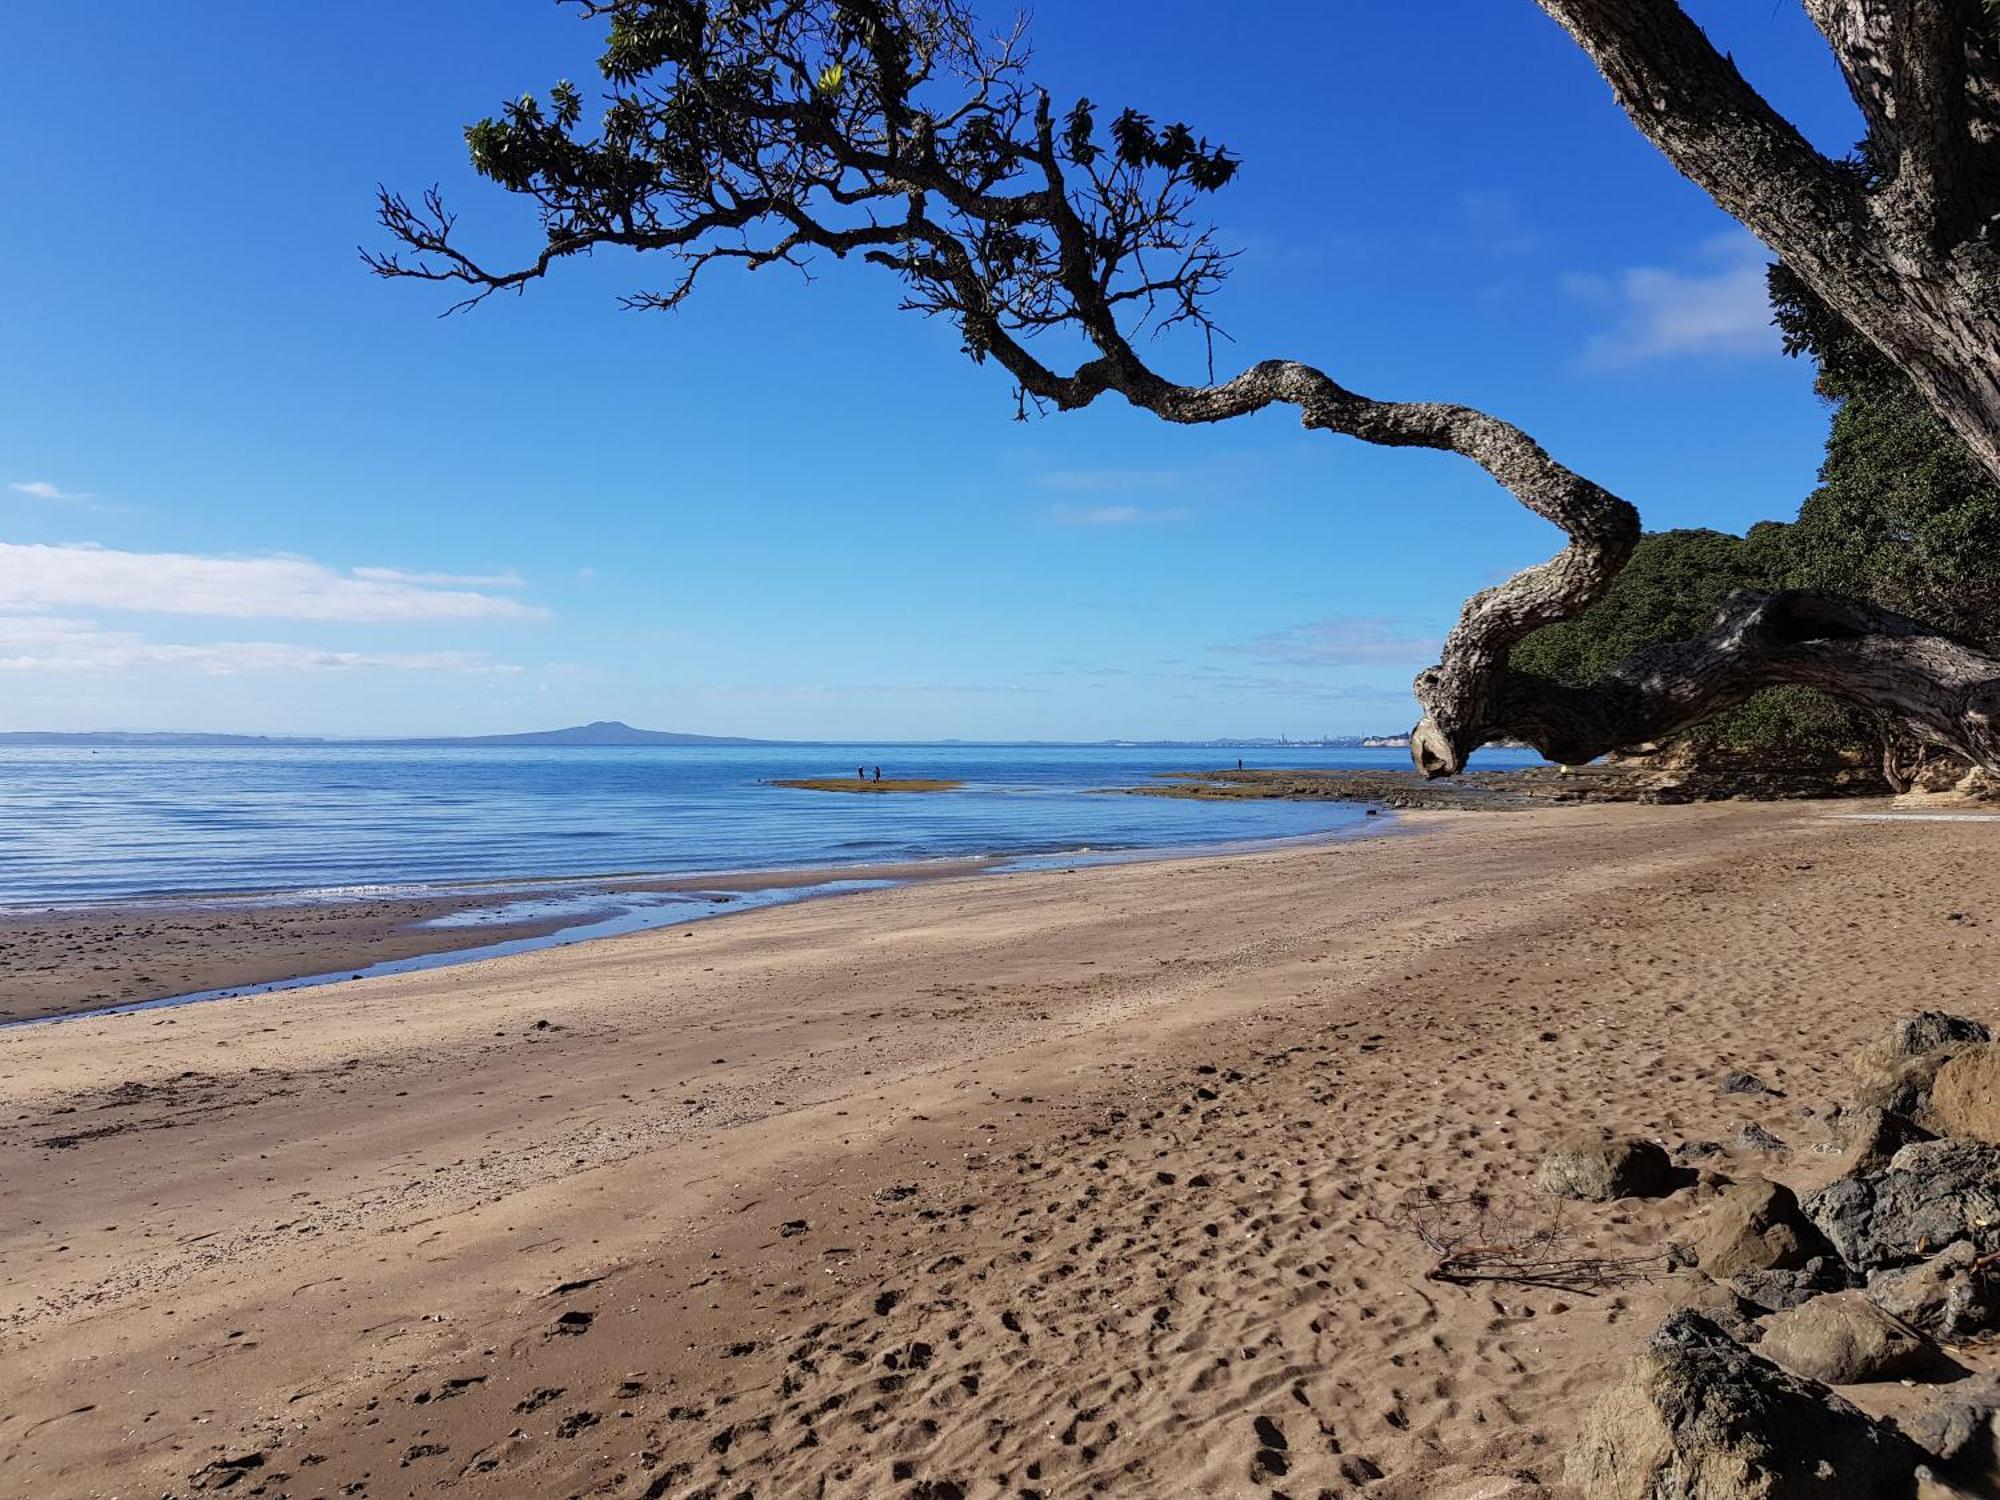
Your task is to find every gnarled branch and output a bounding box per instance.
[371,0,2000,781]
[1489,590,2000,771]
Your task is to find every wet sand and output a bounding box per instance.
[0,858,992,1025]
[1,802,1995,1498]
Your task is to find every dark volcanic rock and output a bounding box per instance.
[1730,1255,1854,1314]
[1536,1131,1674,1202]
[1564,1311,1920,1499]
[1888,1013,1994,1058]
[1805,1138,2000,1273]
[1906,1374,2000,1496]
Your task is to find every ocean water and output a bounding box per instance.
[0,743,1539,909]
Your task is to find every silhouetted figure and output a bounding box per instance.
[857,766,866,780]
[873,765,883,782]
[1237,758,1244,770]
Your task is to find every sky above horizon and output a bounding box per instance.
[1,2,1866,740]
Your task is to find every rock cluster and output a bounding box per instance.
[1556,1012,2000,1499]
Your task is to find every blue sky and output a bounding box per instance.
[0,2,1863,739]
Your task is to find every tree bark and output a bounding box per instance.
[1417,589,2000,776]
[1534,0,2000,483]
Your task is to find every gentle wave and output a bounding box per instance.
[0,743,1538,909]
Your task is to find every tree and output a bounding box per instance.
[1535,1,2000,483]
[371,0,2000,778]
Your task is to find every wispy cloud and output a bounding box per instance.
[0,543,549,622]
[0,617,521,676]
[1457,190,1541,257]
[9,480,93,503]
[1049,503,1193,527]
[351,566,526,588]
[1035,467,1190,495]
[1564,232,1778,367]
[1227,616,1444,667]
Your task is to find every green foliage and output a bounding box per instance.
[1509,528,1780,686]
[1772,267,2000,651]
[1512,265,2000,759]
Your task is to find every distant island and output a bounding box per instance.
[0,722,1424,750]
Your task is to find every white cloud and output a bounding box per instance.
[351,566,526,588]
[9,480,92,503]
[1049,503,1193,527]
[1567,232,1779,367]
[1228,616,1444,667]
[1036,467,1190,495]
[0,616,521,676]
[0,543,549,622]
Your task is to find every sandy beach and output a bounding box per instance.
[2,801,1995,1498]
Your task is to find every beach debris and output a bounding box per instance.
[1867,1241,2000,1340]
[1535,1130,1674,1202]
[1905,1374,2000,1495]
[1736,1122,1788,1154]
[1719,1070,1781,1097]
[1756,1289,1942,1383]
[1565,1311,1920,1500]
[1929,1043,2000,1143]
[188,1451,266,1491]
[1384,1189,1659,1294]
[1690,1176,1833,1277]
[1830,1105,1935,1174]
[1804,1138,2000,1272]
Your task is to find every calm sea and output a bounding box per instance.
[0,743,1538,909]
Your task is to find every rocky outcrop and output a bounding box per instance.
[1930,1045,2000,1145]
[1805,1139,2000,1273]
[1755,1291,1940,1384]
[1565,1311,1920,1499]
[1537,1131,1674,1202]
[1693,1177,1834,1278]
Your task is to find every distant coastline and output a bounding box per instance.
[0,718,1423,751]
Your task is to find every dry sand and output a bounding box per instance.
[1,802,1994,1498]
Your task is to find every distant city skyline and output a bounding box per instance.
[1,3,1859,739]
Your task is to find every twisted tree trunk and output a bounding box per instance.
[1417,591,2000,774]
[1533,0,2000,482]
[1392,1,2000,778]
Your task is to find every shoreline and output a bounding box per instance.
[0,818,1391,1027]
[0,855,994,1027]
[5,800,1993,1497]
